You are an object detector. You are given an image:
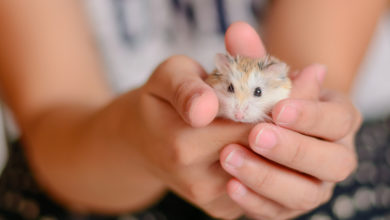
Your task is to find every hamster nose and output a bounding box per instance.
[234,111,244,120]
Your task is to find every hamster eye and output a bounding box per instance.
[254,87,262,97]
[227,83,234,93]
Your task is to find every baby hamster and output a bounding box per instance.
[206,53,292,123]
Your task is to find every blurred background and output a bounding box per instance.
[0,1,389,219]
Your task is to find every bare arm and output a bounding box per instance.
[263,0,388,94]
[0,0,165,213]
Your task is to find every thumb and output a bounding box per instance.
[145,55,218,128]
[225,22,266,58]
[289,64,327,100]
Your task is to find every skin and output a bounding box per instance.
[0,0,385,219]
[220,25,362,219]
[263,0,388,94]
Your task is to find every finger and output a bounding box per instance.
[146,55,219,128]
[172,119,253,166]
[321,89,363,133]
[248,123,357,182]
[226,179,289,220]
[220,144,327,210]
[225,21,266,58]
[201,193,244,220]
[143,93,253,167]
[272,99,357,140]
[289,64,327,100]
[228,181,334,220]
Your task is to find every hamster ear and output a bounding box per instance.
[262,56,290,79]
[270,63,289,79]
[215,53,234,75]
[276,63,290,79]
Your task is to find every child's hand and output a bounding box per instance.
[71,21,265,217]
[126,55,251,219]
[219,22,362,219]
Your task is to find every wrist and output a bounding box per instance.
[23,90,167,214]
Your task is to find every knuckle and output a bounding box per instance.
[188,184,210,205]
[161,55,192,69]
[148,55,192,83]
[171,133,198,167]
[186,181,222,205]
[255,166,275,190]
[338,108,355,138]
[297,101,319,132]
[244,197,284,220]
[334,103,360,140]
[322,188,333,204]
[333,150,357,182]
[288,138,306,166]
[310,101,322,130]
[354,107,363,130]
[295,184,322,211]
[138,90,152,113]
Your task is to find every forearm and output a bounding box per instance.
[0,0,166,213]
[0,0,113,122]
[23,89,166,213]
[263,0,387,93]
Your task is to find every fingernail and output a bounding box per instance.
[225,149,244,168]
[231,181,246,198]
[254,127,277,151]
[315,64,327,84]
[276,104,298,125]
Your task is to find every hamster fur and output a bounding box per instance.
[206,53,292,123]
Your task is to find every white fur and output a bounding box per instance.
[212,54,291,123]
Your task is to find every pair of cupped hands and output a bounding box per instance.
[133,22,361,219]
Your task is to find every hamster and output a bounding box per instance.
[206,53,292,123]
